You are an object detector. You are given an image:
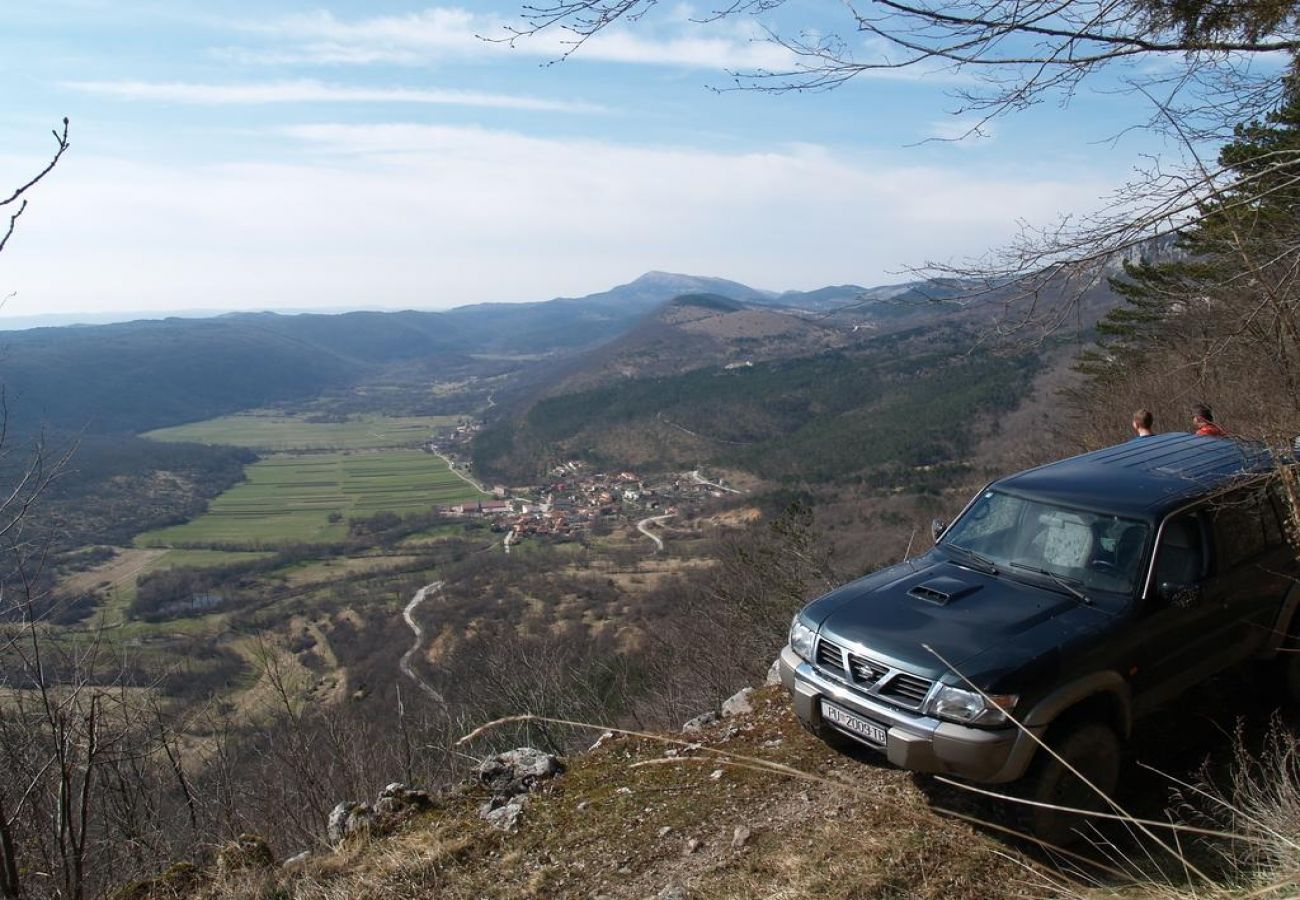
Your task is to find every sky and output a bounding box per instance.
[0,0,1174,322]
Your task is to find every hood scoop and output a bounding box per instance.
[908,576,982,606]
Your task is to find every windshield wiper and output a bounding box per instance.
[1008,562,1092,605]
[944,544,999,575]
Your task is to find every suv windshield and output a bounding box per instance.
[941,490,1150,595]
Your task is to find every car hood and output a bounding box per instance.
[801,552,1082,678]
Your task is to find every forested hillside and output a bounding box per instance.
[473,322,1042,486]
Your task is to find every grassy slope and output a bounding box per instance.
[173,688,1040,900]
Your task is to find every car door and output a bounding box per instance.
[1126,507,1225,713]
[1200,486,1295,657]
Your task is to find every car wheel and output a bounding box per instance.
[1016,720,1121,847]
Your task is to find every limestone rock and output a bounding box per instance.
[654,883,688,900]
[732,824,751,850]
[479,747,564,797]
[681,711,719,733]
[327,801,375,846]
[480,794,529,831]
[721,687,754,718]
[766,658,782,685]
[374,782,434,817]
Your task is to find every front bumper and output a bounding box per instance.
[778,645,1041,783]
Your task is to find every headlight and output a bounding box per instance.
[924,684,1018,726]
[789,617,817,662]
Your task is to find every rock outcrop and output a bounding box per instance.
[476,747,564,832]
[327,782,435,847]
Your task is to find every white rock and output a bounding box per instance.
[682,711,719,733]
[765,658,782,685]
[732,825,751,850]
[721,687,754,718]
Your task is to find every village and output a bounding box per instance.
[429,421,742,546]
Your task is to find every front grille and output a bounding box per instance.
[814,634,933,710]
[815,637,846,674]
[846,653,887,685]
[880,673,933,707]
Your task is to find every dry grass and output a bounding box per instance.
[133,687,1300,899]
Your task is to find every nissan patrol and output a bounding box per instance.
[778,433,1300,842]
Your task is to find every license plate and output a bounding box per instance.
[820,700,887,746]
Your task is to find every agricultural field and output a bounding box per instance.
[143,412,461,451]
[136,451,487,547]
[59,547,276,623]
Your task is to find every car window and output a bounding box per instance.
[1153,513,1205,587]
[1212,493,1267,569]
[942,490,1149,593]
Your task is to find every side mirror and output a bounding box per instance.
[1158,581,1203,609]
[931,519,947,543]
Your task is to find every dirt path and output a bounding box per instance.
[637,514,675,552]
[431,448,489,494]
[400,581,447,705]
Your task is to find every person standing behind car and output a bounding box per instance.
[1132,409,1154,437]
[1192,405,1227,437]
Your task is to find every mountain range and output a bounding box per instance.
[0,271,959,435]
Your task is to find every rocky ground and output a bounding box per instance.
[124,685,1107,899]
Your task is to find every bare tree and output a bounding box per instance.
[499,4,1300,336]
[0,120,69,259]
[502,3,1296,129]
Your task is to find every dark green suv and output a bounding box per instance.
[779,433,1300,842]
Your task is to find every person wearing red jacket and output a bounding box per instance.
[1192,405,1227,437]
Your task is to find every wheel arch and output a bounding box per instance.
[1022,672,1132,741]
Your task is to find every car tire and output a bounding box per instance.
[1014,720,1121,847]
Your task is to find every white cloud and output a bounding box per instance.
[0,125,1115,318]
[62,79,606,114]
[230,6,798,71]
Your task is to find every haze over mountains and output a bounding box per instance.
[0,271,950,435]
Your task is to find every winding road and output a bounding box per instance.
[637,514,675,552]
[400,580,447,705]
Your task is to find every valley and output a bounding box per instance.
[0,268,1161,896]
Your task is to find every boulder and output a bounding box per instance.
[480,794,529,831]
[478,747,564,797]
[765,658,782,685]
[374,782,434,817]
[721,687,754,718]
[327,801,375,846]
[682,711,719,733]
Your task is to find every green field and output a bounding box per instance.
[136,451,487,547]
[143,412,462,451]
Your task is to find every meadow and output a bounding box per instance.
[143,412,461,451]
[136,451,487,547]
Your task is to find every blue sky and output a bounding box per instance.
[0,1,1170,319]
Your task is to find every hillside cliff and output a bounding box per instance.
[122,687,1035,899]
